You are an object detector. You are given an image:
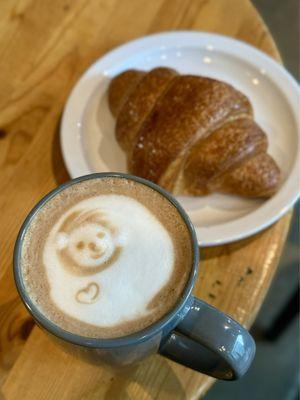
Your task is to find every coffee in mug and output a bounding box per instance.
[20,176,193,338]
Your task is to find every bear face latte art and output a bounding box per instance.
[20,176,193,338]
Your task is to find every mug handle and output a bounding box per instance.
[159,296,255,380]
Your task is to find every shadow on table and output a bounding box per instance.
[201,231,259,262]
[51,115,70,186]
[50,329,188,400]
[83,356,187,400]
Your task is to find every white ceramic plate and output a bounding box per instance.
[60,31,300,246]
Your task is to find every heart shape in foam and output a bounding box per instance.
[75,282,100,304]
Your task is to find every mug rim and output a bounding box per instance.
[14,172,199,348]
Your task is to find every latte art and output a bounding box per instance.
[20,177,193,338]
[55,209,122,275]
[43,195,174,327]
[76,282,100,304]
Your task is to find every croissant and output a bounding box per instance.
[108,67,281,198]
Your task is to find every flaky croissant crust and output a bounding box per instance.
[108,67,281,198]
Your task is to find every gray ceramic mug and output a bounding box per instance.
[14,173,255,380]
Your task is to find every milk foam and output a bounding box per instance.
[43,194,174,327]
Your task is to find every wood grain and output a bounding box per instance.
[0,0,290,398]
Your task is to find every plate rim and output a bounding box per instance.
[60,30,300,246]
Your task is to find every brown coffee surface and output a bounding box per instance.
[20,177,193,338]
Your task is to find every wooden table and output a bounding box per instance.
[0,0,292,399]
